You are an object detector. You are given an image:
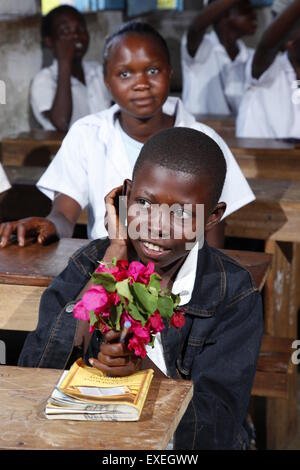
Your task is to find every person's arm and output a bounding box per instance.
[187,0,240,57]
[252,0,300,79]
[0,193,80,248]
[45,39,76,131]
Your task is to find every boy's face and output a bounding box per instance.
[126,162,225,271]
[228,1,257,36]
[48,11,89,58]
[104,34,172,120]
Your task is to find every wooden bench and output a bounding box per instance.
[1,129,64,167]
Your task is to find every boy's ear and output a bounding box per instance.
[204,202,226,233]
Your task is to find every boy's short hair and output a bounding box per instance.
[41,5,83,39]
[133,127,227,209]
[102,21,170,75]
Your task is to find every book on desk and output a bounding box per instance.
[45,358,154,422]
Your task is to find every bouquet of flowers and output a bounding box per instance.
[73,258,185,358]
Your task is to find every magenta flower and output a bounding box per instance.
[128,336,147,358]
[73,299,90,321]
[147,311,165,334]
[81,285,109,313]
[131,324,151,344]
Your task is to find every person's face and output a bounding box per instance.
[228,1,257,36]
[104,34,172,120]
[49,11,89,58]
[126,163,225,272]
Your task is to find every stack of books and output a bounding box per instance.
[45,359,154,421]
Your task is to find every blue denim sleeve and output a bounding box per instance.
[18,255,91,369]
[175,290,263,450]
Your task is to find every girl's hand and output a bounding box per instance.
[0,217,58,248]
[103,185,129,261]
[89,330,141,377]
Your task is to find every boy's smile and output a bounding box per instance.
[104,34,172,121]
[126,162,217,272]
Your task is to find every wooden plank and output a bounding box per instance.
[225,179,300,243]
[1,130,64,167]
[0,284,44,331]
[0,366,193,450]
[0,238,89,286]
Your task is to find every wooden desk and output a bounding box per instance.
[0,365,193,450]
[226,178,300,449]
[1,129,64,167]
[196,114,236,137]
[227,138,300,181]
[0,238,271,332]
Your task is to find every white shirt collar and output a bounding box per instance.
[50,59,99,84]
[209,29,250,63]
[172,242,199,306]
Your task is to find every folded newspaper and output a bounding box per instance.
[45,359,154,421]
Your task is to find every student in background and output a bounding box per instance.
[181,0,257,116]
[0,22,254,250]
[236,0,300,138]
[31,5,111,132]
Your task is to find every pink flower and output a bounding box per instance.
[131,324,151,344]
[109,292,121,305]
[147,310,165,334]
[117,260,129,271]
[128,336,147,358]
[81,285,109,313]
[171,310,185,329]
[127,261,155,284]
[73,299,90,321]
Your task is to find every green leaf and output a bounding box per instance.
[132,282,157,315]
[111,257,117,267]
[171,293,181,309]
[148,335,155,348]
[91,272,116,292]
[148,273,162,293]
[89,310,98,327]
[128,303,147,326]
[157,296,174,318]
[116,279,133,303]
[115,304,123,331]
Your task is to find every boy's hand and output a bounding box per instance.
[89,330,141,377]
[104,185,128,255]
[0,217,58,248]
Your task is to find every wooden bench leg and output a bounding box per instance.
[264,240,298,449]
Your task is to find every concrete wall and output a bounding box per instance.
[0,6,272,139]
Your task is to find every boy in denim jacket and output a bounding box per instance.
[19,128,263,450]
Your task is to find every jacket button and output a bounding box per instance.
[65,303,75,313]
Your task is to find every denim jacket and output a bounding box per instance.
[18,238,263,450]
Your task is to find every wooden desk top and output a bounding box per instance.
[0,238,89,286]
[0,238,271,291]
[2,129,64,146]
[0,366,193,450]
[226,178,300,242]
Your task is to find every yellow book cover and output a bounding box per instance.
[45,359,154,421]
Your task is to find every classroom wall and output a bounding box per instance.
[0,6,272,140]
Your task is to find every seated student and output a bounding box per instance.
[236,0,300,138]
[181,0,257,116]
[18,128,263,450]
[0,163,11,198]
[0,22,254,250]
[31,5,111,132]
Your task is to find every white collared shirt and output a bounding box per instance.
[181,30,254,115]
[30,60,111,130]
[236,52,300,138]
[0,163,10,194]
[146,242,199,377]
[37,96,254,238]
